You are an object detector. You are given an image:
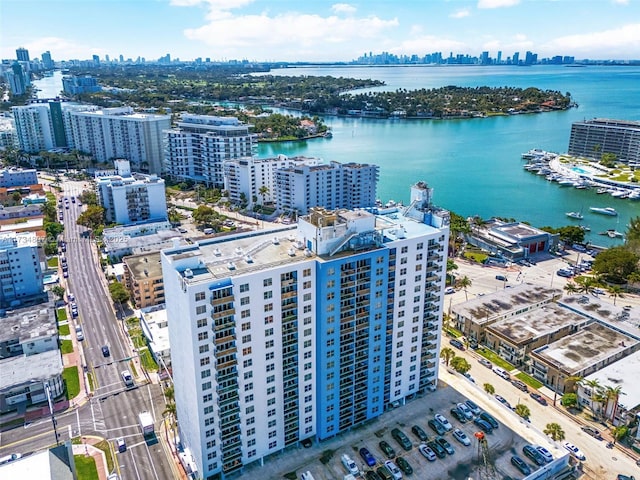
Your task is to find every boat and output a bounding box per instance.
[608,230,624,238]
[596,187,608,194]
[589,207,618,216]
[566,211,584,220]
[610,189,630,198]
[557,178,575,186]
[628,190,640,200]
[579,225,591,232]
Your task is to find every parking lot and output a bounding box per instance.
[236,385,552,480]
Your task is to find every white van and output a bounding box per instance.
[300,472,315,480]
[341,454,359,475]
[493,366,510,380]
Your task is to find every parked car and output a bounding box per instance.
[396,457,413,474]
[479,412,499,429]
[445,287,456,294]
[580,426,602,439]
[495,395,512,409]
[75,326,84,341]
[463,372,475,383]
[341,454,359,475]
[450,407,468,423]
[435,437,455,455]
[530,392,548,406]
[411,425,429,442]
[390,428,412,451]
[456,403,473,420]
[434,414,453,432]
[365,472,382,480]
[428,419,446,435]
[478,358,493,369]
[492,367,510,380]
[360,447,377,467]
[511,379,529,392]
[616,475,636,480]
[473,418,493,433]
[452,428,471,446]
[427,440,446,459]
[376,465,395,480]
[523,445,546,466]
[535,446,553,463]
[384,460,403,480]
[563,442,586,461]
[465,399,481,415]
[418,443,437,462]
[511,455,531,475]
[495,274,508,281]
[379,440,396,459]
[449,339,465,351]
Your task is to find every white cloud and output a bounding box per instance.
[450,9,471,19]
[392,35,468,56]
[477,0,520,8]
[543,23,640,57]
[332,3,357,14]
[182,8,398,61]
[170,0,253,7]
[612,0,629,5]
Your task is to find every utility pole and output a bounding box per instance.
[44,381,60,445]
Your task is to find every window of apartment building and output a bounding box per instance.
[267,375,275,384]
[266,363,275,372]
[205,429,215,437]
[415,274,422,282]
[265,340,274,349]
[304,305,312,313]
[247,439,256,447]
[401,246,408,254]
[245,406,254,414]
[263,278,272,287]
[248,450,256,458]
[203,394,212,403]
[267,398,276,407]
[246,417,255,425]
[265,328,274,337]
[198,332,208,341]
[395,380,402,387]
[304,316,312,325]
[204,406,213,415]
[202,382,211,391]
[241,322,250,331]
[396,360,402,368]
[200,357,210,366]
[243,359,252,368]
[246,427,255,436]
[268,408,276,417]
[417,242,424,250]
[241,296,250,305]
[265,315,273,324]
[264,303,273,312]
[195,304,207,315]
[199,345,209,354]
[201,369,211,379]
[269,441,277,449]
[268,420,276,428]
[195,292,206,301]
[400,268,407,275]
[242,347,252,355]
[415,264,422,271]
[242,335,251,344]
[196,318,207,328]
[304,340,312,348]
[327,267,335,275]
[267,386,275,395]
[206,440,215,449]
[326,292,335,301]
[303,268,311,277]
[245,394,254,403]
[244,383,253,392]
[264,291,272,300]
[303,281,311,289]
[400,257,408,265]
[303,293,312,301]
[244,371,253,380]
[241,309,250,319]
[266,351,274,360]
[240,283,249,292]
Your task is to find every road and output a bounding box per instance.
[1,180,178,480]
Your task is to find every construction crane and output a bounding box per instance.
[474,431,498,480]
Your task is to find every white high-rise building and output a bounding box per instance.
[11,104,57,153]
[275,161,379,214]
[164,115,257,187]
[64,106,170,174]
[0,232,44,308]
[162,182,449,479]
[97,165,167,225]
[223,155,319,208]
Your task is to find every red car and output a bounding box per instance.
[530,392,548,406]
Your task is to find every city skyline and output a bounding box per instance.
[1,0,640,63]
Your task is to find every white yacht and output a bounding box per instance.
[589,207,618,216]
[566,211,584,220]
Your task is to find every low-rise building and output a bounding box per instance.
[139,305,170,368]
[0,442,75,479]
[0,167,38,188]
[123,252,165,308]
[0,204,43,224]
[465,218,559,260]
[0,231,45,308]
[102,221,182,261]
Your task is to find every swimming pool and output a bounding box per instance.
[572,166,591,175]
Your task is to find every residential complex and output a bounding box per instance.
[61,75,101,95]
[97,170,167,225]
[275,160,379,214]
[164,114,258,187]
[568,118,640,168]
[123,252,165,308]
[5,62,30,95]
[0,303,63,413]
[11,102,68,152]
[162,182,449,479]
[0,167,38,188]
[0,231,45,308]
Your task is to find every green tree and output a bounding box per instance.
[258,185,270,206]
[483,383,495,395]
[450,356,471,374]
[457,275,472,301]
[78,190,98,205]
[449,211,470,256]
[192,205,221,229]
[440,347,455,367]
[77,205,105,230]
[514,403,531,419]
[543,422,565,441]
[560,393,578,408]
[607,285,624,306]
[610,425,628,445]
[573,275,598,295]
[592,246,639,284]
[600,152,617,167]
[446,259,458,285]
[582,379,602,412]
[108,281,130,306]
[603,385,624,423]
[564,282,579,295]
[51,285,66,300]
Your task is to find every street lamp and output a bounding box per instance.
[44,381,60,445]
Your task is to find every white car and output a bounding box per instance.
[434,413,453,431]
[456,402,473,420]
[452,428,471,446]
[341,454,359,476]
[535,445,553,463]
[563,442,586,461]
[384,460,403,480]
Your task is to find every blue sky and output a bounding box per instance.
[2,0,639,62]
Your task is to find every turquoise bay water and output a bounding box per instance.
[34,67,640,246]
[258,65,640,246]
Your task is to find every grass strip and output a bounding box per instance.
[94,439,115,473]
[61,339,74,354]
[58,323,70,336]
[56,308,67,321]
[139,348,158,372]
[516,372,544,389]
[47,257,59,267]
[477,347,515,371]
[74,455,99,480]
[63,366,80,400]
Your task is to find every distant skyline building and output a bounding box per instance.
[164,114,257,187]
[568,118,640,168]
[41,51,54,70]
[5,62,29,95]
[15,48,29,62]
[162,181,449,479]
[62,75,101,95]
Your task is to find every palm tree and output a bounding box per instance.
[564,282,579,295]
[258,185,270,206]
[543,422,565,441]
[607,285,624,306]
[514,403,531,420]
[457,275,472,301]
[440,347,455,366]
[574,275,597,295]
[603,385,624,423]
[582,379,602,413]
[483,383,495,395]
[565,375,584,393]
[610,425,627,446]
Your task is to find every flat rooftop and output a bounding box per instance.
[583,349,640,411]
[0,349,63,390]
[103,229,184,254]
[487,302,589,346]
[453,284,561,324]
[560,295,640,340]
[533,322,639,375]
[165,206,446,285]
[124,251,163,280]
[140,306,170,355]
[0,304,56,350]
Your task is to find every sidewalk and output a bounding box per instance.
[72,436,110,480]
